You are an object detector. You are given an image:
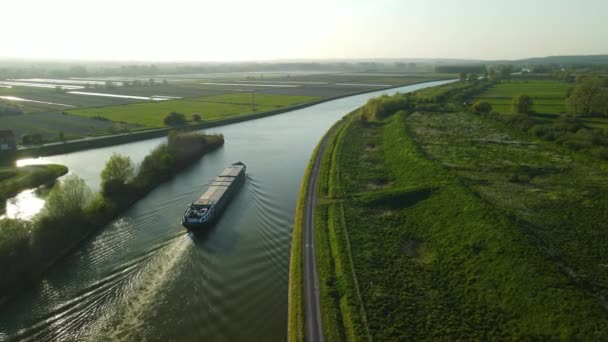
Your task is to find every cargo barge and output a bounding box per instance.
[182,162,246,230]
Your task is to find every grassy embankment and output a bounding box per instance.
[313,81,608,339]
[0,131,224,305]
[314,117,370,342]
[0,164,68,204]
[288,123,338,342]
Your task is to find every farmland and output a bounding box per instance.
[311,82,608,339]
[476,80,570,114]
[0,73,452,146]
[68,93,319,127]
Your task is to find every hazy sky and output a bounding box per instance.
[3,0,607,61]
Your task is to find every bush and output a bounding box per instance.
[472,101,492,114]
[192,113,202,122]
[163,111,187,126]
[40,174,91,219]
[100,153,134,187]
[361,94,414,121]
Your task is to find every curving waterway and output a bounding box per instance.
[0,80,453,342]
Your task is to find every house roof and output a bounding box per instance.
[0,130,15,139]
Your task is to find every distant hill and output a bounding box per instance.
[497,55,608,65]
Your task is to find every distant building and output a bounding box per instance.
[0,130,16,152]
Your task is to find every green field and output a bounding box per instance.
[310,84,608,339]
[1,73,451,146]
[476,80,570,114]
[68,93,318,127]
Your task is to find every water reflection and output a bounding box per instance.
[1,189,45,220]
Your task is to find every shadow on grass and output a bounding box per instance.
[354,186,437,209]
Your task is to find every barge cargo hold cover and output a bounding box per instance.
[181,162,246,230]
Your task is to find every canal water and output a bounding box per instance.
[0,80,453,341]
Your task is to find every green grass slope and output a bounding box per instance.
[318,109,608,340]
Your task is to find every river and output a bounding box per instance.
[0,80,453,342]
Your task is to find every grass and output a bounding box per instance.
[476,80,570,114]
[191,93,317,107]
[68,93,319,128]
[0,112,129,144]
[314,103,608,339]
[314,117,370,342]
[0,164,68,203]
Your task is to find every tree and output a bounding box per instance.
[459,72,467,81]
[468,74,479,82]
[566,75,608,116]
[101,153,134,186]
[192,113,202,122]
[40,174,91,218]
[472,101,492,114]
[164,112,187,126]
[512,95,533,114]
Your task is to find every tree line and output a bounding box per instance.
[0,131,224,302]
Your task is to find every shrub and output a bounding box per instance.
[163,111,187,126]
[100,153,134,187]
[472,101,492,114]
[192,113,202,122]
[40,174,91,219]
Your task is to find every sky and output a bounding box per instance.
[3,0,607,62]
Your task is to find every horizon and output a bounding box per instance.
[2,54,608,65]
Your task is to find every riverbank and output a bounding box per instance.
[307,81,608,339]
[0,131,224,306]
[288,119,344,342]
[16,79,452,159]
[0,164,67,204]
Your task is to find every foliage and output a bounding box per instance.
[361,94,414,121]
[320,109,608,339]
[164,111,187,126]
[100,153,134,186]
[192,113,202,122]
[471,101,492,114]
[0,164,68,203]
[0,131,225,302]
[40,174,91,219]
[512,94,533,114]
[566,75,608,116]
[435,64,486,74]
